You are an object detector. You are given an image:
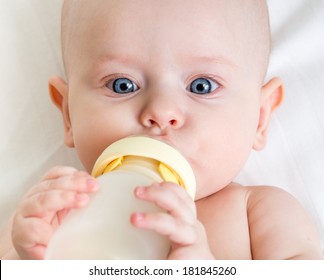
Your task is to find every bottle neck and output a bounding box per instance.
[113,156,163,182]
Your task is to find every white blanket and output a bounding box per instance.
[0,0,323,250]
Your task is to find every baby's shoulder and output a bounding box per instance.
[199,184,323,259]
[243,185,323,259]
[244,184,298,211]
[208,183,293,206]
[199,183,303,227]
[201,182,296,205]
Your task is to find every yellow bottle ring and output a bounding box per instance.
[91,136,196,200]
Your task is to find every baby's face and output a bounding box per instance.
[56,0,276,199]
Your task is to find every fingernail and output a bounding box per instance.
[135,186,146,197]
[134,213,145,222]
[75,193,88,202]
[87,178,99,191]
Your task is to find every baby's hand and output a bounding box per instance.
[131,182,214,259]
[11,166,99,259]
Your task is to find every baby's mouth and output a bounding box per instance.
[139,134,180,153]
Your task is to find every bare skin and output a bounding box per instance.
[1,0,322,259]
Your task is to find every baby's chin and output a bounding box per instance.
[194,177,232,200]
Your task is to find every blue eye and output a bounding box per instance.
[110,78,138,94]
[189,78,220,95]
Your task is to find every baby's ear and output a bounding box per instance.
[253,77,284,150]
[48,76,75,148]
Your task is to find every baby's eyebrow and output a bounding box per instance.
[101,54,234,65]
[89,53,239,76]
[94,53,142,68]
[87,53,143,78]
[181,55,238,69]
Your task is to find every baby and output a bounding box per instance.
[1,0,323,259]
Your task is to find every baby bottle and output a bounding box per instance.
[45,136,196,259]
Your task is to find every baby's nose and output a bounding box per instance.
[139,93,186,131]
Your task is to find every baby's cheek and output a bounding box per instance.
[74,139,101,173]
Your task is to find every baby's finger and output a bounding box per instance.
[134,183,196,223]
[12,216,54,260]
[20,190,90,218]
[131,211,197,245]
[28,173,98,197]
[41,166,82,180]
[152,182,195,212]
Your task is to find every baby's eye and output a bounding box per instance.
[107,78,139,94]
[189,77,220,95]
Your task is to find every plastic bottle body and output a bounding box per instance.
[45,158,170,259]
[45,136,196,260]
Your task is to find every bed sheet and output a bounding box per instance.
[0,0,323,250]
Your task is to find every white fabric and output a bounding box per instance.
[0,0,323,250]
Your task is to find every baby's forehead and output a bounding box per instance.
[62,0,270,80]
[63,0,268,32]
